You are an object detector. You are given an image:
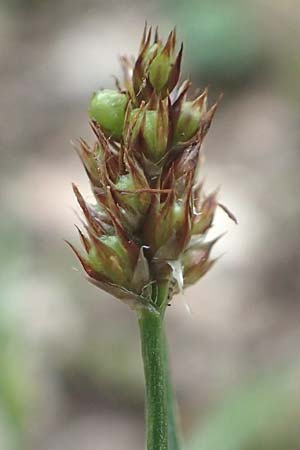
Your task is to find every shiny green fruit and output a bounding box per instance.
[174,101,203,142]
[115,174,149,215]
[89,89,128,139]
[88,235,131,285]
[130,109,168,163]
[149,50,171,92]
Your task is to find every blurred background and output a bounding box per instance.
[1,0,300,449]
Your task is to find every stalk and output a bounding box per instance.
[163,326,183,450]
[138,306,168,450]
[138,279,183,450]
[157,279,183,450]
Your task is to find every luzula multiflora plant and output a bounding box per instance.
[68,25,235,450]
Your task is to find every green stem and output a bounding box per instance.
[163,325,183,450]
[138,306,168,450]
[138,279,183,450]
[157,279,183,450]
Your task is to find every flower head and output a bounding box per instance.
[68,25,234,310]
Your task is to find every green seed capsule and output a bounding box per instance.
[135,110,156,156]
[89,89,128,139]
[173,202,185,231]
[149,50,171,92]
[103,235,129,263]
[88,245,105,273]
[115,174,149,215]
[130,109,168,163]
[174,101,203,142]
[144,43,159,66]
[88,235,131,285]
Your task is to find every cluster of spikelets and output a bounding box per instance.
[68,26,233,310]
